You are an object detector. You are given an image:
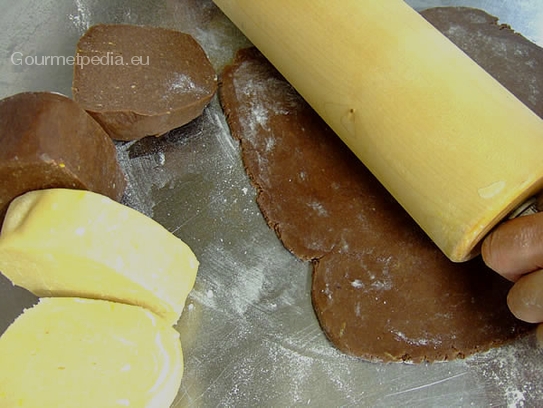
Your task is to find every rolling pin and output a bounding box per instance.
[213,0,543,262]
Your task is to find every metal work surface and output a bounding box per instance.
[1,0,542,406]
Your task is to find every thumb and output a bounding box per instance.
[481,213,543,282]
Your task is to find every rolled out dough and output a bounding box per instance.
[219,7,541,362]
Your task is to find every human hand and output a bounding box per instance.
[481,211,543,345]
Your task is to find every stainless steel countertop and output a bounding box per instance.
[1,1,542,406]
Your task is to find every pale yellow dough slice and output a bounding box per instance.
[0,188,198,325]
[0,297,182,408]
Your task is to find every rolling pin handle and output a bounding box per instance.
[508,197,539,219]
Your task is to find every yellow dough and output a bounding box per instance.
[0,188,199,325]
[0,297,183,408]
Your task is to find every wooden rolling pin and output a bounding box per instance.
[213,0,543,262]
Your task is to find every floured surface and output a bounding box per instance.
[219,18,540,361]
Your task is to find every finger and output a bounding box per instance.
[481,213,543,281]
[507,270,543,323]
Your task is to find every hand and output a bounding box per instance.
[482,211,543,346]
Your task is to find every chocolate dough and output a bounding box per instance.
[0,92,126,223]
[220,7,543,362]
[72,24,217,141]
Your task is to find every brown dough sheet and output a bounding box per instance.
[73,24,217,141]
[219,7,542,362]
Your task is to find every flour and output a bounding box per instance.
[232,59,304,139]
[351,279,365,289]
[392,331,443,347]
[168,72,210,98]
[210,308,365,407]
[116,140,169,218]
[68,0,91,34]
[466,336,543,407]
[307,201,329,218]
[161,1,252,73]
[233,76,271,134]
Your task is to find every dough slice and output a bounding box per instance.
[219,29,538,361]
[0,188,198,326]
[0,297,182,408]
[0,91,126,223]
[72,24,217,141]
